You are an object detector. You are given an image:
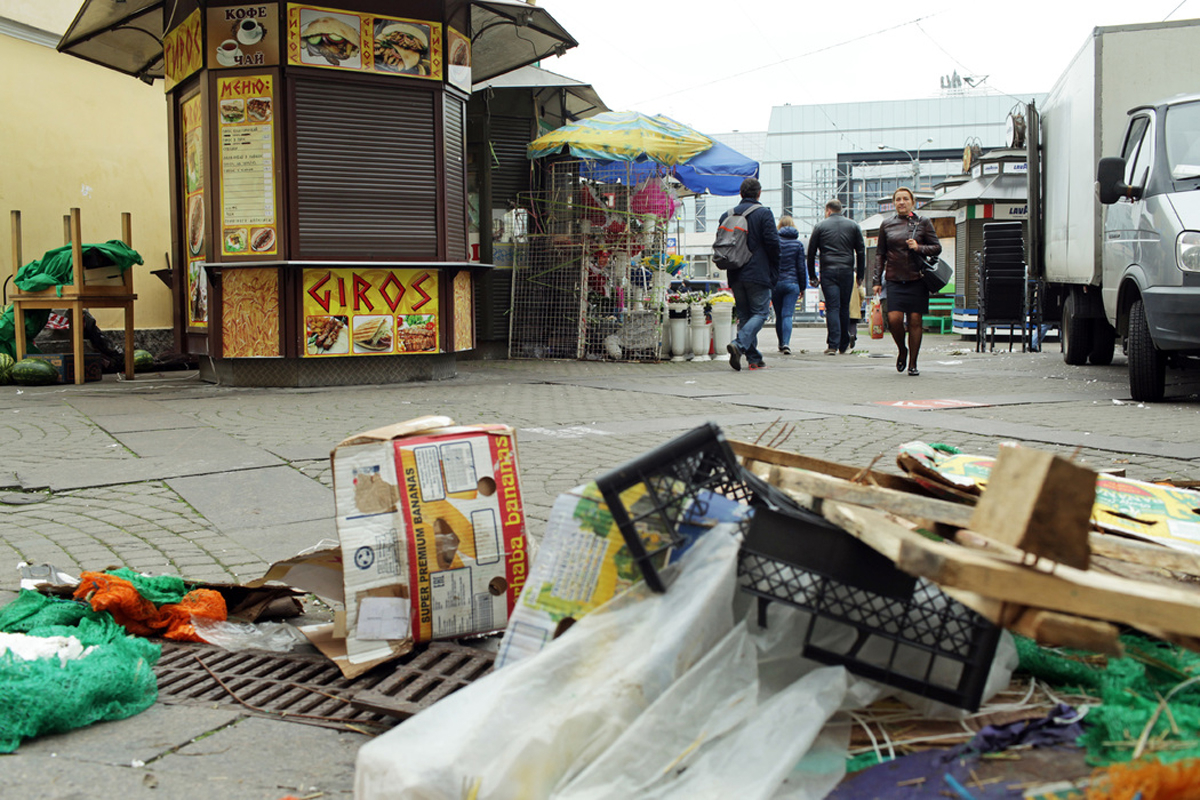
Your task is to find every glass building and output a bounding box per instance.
[675,90,1045,276]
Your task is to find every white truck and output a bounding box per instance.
[1027,19,1200,400]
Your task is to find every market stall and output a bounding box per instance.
[510,112,757,362]
[57,0,577,386]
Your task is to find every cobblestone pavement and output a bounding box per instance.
[1,327,1198,799]
[3,327,1199,591]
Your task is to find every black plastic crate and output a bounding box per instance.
[596,423,1002,710]
[738,505,1002,711]
[594,422,754,593]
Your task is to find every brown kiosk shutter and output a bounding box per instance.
[444,93,467,261]
[489,115,535,209]
[293,78,438,260]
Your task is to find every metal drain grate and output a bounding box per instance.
[154,640,493,730]
[155,641,397,732]
[349,642,495,720]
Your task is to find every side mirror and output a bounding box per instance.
[1097,156,1140,204]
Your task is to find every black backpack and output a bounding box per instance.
[712,204,761,270]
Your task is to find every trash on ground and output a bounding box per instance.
[0,589,159,753]
[896,440,1200,554]
[495,478,750,668]
[301,416,532,678]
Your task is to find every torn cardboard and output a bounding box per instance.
[329,416,531,675]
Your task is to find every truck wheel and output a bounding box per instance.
[1088,319,1116,366]
[1128,298,1165,402]
[1062,292,1092,365]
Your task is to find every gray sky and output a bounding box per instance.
[539,0,1198,134]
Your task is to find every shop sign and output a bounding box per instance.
[208,4,280,69]
[303,267,441,357]
[164,9,203,91]
[446,27,471,91]
[286,4,442,80]
[181,93,208,328]
[217,75,280,257]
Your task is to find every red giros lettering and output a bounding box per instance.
[307,271,435,314]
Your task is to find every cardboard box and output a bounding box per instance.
[330,416,530,674]
[28,352,104,383]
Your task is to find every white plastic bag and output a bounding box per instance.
[355,526,852,800]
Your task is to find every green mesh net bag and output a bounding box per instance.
[0,590,161,753]
[1015,633,1200,766]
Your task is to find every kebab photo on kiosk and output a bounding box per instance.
[373,21,430,75]
[300,14,360,66]
[353,316,393,353]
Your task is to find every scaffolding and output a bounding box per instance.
[508,160,675,362]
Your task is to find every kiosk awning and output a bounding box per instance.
[923,172,1028,210]
[473,65,607,120]
[57,0,577,85]
[469,1,577,83]
[57,0,165,83]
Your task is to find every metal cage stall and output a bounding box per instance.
[508,159,673,362]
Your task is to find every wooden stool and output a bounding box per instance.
[10,208,137,383]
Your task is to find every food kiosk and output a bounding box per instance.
[61,0,576,386]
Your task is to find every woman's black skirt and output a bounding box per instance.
[885,279,929,315]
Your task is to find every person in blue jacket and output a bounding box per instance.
[772,215,805,354]
[721,178,780,371]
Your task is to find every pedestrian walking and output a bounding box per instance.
[720,177,780,371]
[872,186,942,376]
[773,216,804,354]
[806,199,866,355]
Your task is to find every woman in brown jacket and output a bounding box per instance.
[871,186,941,376]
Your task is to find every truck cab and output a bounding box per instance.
[1097,94,1200,400]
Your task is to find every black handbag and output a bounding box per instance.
[920,257,952,293]
[908,218,949,293]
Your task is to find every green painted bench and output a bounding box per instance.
[922,296,954,334]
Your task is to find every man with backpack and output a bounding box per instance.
[715,177,780,371]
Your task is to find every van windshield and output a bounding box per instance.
[1166,101,1200,180]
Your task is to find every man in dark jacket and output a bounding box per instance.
[807,199,866,354]
[720,178,780,371]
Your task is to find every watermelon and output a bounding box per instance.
[133,350,155,371]
[11,358,61,386]
[0,353,13,384]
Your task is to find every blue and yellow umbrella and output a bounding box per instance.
[527,111,714,165]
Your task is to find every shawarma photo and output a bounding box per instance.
[299,13,361,68]
[373,20,431,75]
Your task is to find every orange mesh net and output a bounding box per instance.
[74,572,226,642]
[1083,758,1200,799]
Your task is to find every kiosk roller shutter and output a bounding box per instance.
[489,115,534,208]
[294,79,437,260]
[444,94,468,261]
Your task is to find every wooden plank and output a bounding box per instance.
[827,504,1124,655]
[730,439,923,494]
[893,521,1200,639]
[968,447,1094,569]
[743,459,976,528]
[1088,533,1200,576]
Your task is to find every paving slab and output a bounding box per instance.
[15,704,239,766]
[224,518,339,568]
[158,715,363,796]
[86,411,209,434]
[166,466,331,533]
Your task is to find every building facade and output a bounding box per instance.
[675,90,1045,278]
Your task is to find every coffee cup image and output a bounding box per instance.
[237,19,265,46]
[217,39,242,66]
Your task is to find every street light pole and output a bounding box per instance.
[878,139,934,189]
